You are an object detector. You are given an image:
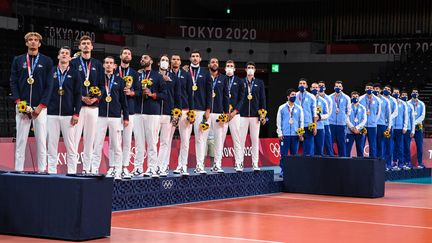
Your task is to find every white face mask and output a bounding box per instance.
[246,69,255,76]
[160,61,169,70]
[225,67,234,76]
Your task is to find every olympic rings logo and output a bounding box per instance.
[162,180,174,190]
[269,143,281,158]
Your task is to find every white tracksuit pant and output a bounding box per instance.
[109,114,135,167]
[222,114,242,166]
[210,113,228,168]
[177,110,193,168]
[239,117,260,167]
[47,115,78,174]
[74,106,98,172]
[134,114,161,171]
[91,117,123,172]
[158,115,176,171]
[193,110,212,169]
[15,107,47,172]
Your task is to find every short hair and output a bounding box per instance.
[311,82,319,86]
[209,57,219,62]
[401,90,408,94]
[79,35,92,44]
[351,91,359,96]
[190,49,201,57]
[318,80,326,85]
[412,87,418,92]
[120,47,132,55]
[373,83,382,89]
[392,87,400,92]
[226,60,235,66]
[104,56,115,62]
[159,53,169,60]
[287,88,296,96]
[24,32,42,42]
[58,46,71,55]
[335,80,343,85]
[384,84,392,89]
[365,82,374,87]
[246,61,256,67]
[171,53,181,58]
[142,54,153,60]
[299,78,308,83]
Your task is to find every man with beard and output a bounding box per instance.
[10,32,53,172]
[132,54,167,177]
[112,47,139,179]
[71,35,104,174]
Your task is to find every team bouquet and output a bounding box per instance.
[216,113,229,125]
[360,127,368,135]
[308,122,316,132]
[171,108,182,127]
[384,129,391,138]
[415,123,423,131]
[186,110,196,124]
[17,100,33,119]
[123,75,133,89]
[88,86,102,98]
[141,78,153,99]
[258,108,268,125]
[316,106,322,120]
[297,127,305,141]
[199,115,210,131]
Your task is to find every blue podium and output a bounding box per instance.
[0,173,113,241]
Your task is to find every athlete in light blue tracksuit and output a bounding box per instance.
[358,82,381,158]
[319,81,334,156]
[277,88,304,176]
[329,81,351,157]
[346,91,367,157]
[401,90,415,169]
[295,78,317,156]
[408,88,426,169]
[382,85,398,170]
[391,88,408,170]
[311,82,329,156]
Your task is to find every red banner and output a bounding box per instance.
[0,137,430,173]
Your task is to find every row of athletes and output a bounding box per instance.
[276,80,426,176]
[10,32,268,179]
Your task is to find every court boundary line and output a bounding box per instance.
[256,195,432,210]
[112,226,284,243]
[174,206,432,230]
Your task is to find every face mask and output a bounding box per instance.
[225,67,234,76]
[289,96,296,103]
[319,86,325,92]
[393,94,399,99]
[412,93,418,99]
[401,96,408,101]
[311,89,318,95]
[160,61,169,70]
[298,86,305,92]
[351,98,358,104]
[366,89,373,95]
[334,87,341,93]
[383,90,390,96]
[246,69,255,76]
[372,91,379,96]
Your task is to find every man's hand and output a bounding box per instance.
[205,109,210,120]
[143,88,153,97]
[313,127,317,136]
[410,132,415,138]
[71,115,79,126]
[123,120,129,128]
[402,129,407,134]
[182,65,190,72]
[31,105,43,119]
[124,87,134,96]
[82,96,92,105]
[162,75,171,82]
[229,110,237,120]
[279,136,284,141]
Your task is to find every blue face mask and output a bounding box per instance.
[289,96,296,103]
[372,90,379,96]
[298,86,305,92]
[319,86,325,92]
[383,90,390,96]
[351,98,358,104]
[334,87,341,93]
[401,96,408,101]
[311,89,318,95]
[393,93,399,99]
[366,89,373,95]
[412,93,418,99]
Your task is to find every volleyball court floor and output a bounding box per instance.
[1,181,431,243]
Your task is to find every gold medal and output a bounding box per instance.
[105,95,112,103]
[27,77,34,85]
[58,88,65,96]
[192,85,198,91]
[84,80,91,87]
[229,94,232,98]
[289,118,294,124]
[247,94,253,100]
[212,92,216,98]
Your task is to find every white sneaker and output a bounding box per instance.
[159,170,168,177]
[131,168,144,177]
[235,164,244,172]
[151,170,160,178]
[253,166,261,171]
[90,168,99,175]
[114,170,122,180]
[106,167,115,177]
[194,167,207,175]
[121,168,132,179]
[213,167,224,173]
[144,168,152,177]
[173,166,182,174]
